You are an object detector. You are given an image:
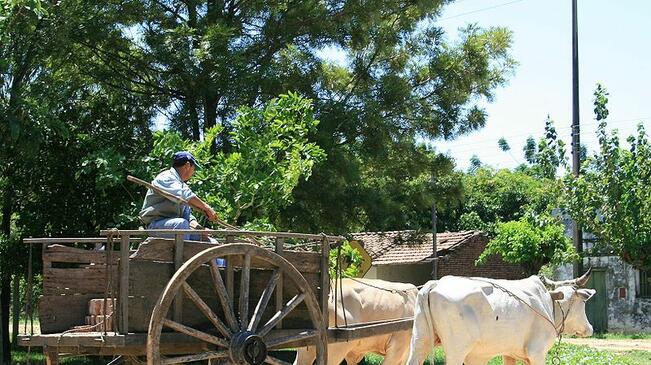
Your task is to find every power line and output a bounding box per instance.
[446,127,646,157]
[438,0,527,22]
[435,116,651,153]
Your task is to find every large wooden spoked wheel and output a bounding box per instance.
[147,243,326,365]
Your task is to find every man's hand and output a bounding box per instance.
[188,196,219,222]
[204,206,218,222]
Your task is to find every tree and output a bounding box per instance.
[565,85,651,270]
[498,137,510,152]
[438,167,543,235]
[519,117,568,178]
[469,155,483,173]
[141,93,325,226]
[523,136,536,164]
[1,1,78,360]
[290,22,515,233]
[442,117,576,273]
[477,213,576,275]
[1,1,157,359]
[97,0,516,233]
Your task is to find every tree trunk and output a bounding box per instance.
[11,275,18,349]
[203,94,218,132]
[188,95,201,141]
[1,177,13,364]
[0,277,10,364]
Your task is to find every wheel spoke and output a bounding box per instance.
[182,282,232,339]
[239,253,251,330]
[258,293,305,337]
[161,350,228,364]
[265,329,319,349]
[161,318,228,348]
[248,269,282,331]
[226,260,235,322]
[264,355,293,365]
[210,260,239,332]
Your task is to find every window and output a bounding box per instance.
[640,270,651,298]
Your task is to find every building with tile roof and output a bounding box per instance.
[351,230,526,285]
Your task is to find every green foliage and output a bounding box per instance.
[440,168,545,235]
[565,86,651,270]
[524,136,537,164]
[145,93,325,225]
[443,118,575,273]
[477,214,576,275]
[365,344,647,365]
[593,83,610,121]
[521,118,568,179]
[329,241,363,279]
[469,155,483,173]
[498,137,511,152]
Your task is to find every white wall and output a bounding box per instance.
[555,257,651,333]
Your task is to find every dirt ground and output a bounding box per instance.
[565,338,651,352]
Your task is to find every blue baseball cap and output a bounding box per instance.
[173,151,201,169]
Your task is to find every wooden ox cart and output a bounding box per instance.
[18,229,414,365]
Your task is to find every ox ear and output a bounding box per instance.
[549,289,564,301]
[575,266,593,288]
[577,288,596,301]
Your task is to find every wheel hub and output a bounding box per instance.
[230,331,267,365]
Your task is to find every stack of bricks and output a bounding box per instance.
[85,298,116,332]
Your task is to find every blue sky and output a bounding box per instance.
[434,0,651,170]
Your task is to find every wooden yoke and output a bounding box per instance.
[126,175,262,245]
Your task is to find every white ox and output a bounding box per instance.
[407,270,596,365]
[294,278,417,365]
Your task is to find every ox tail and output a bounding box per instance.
[406,280,439,365]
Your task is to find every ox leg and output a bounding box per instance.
[323,342,351,365]
[528,354,546,365]
[382,333,411,365]
[502,356,517,365]
[405,308,435,365]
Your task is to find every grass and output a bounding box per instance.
[592,332,651,340]
[363,343,651,365]
[13,350,110,364]
[12,343,651,364]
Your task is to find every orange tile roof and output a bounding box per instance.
[350,230,486,265]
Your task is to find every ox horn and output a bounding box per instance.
[575,266,593,288]
[540,276,558,288]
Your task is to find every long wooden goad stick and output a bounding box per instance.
[126,175,261,245]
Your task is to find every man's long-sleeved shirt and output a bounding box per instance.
[139,168,198,225]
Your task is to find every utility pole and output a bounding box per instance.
[431,200,438,280]
[430,170,438,279]
[571,0,583,277]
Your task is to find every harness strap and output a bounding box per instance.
[347,277,421,293]
[470,277,567,337]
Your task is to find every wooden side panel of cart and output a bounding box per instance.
[37,238,324,335]
[39,242,119,333]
